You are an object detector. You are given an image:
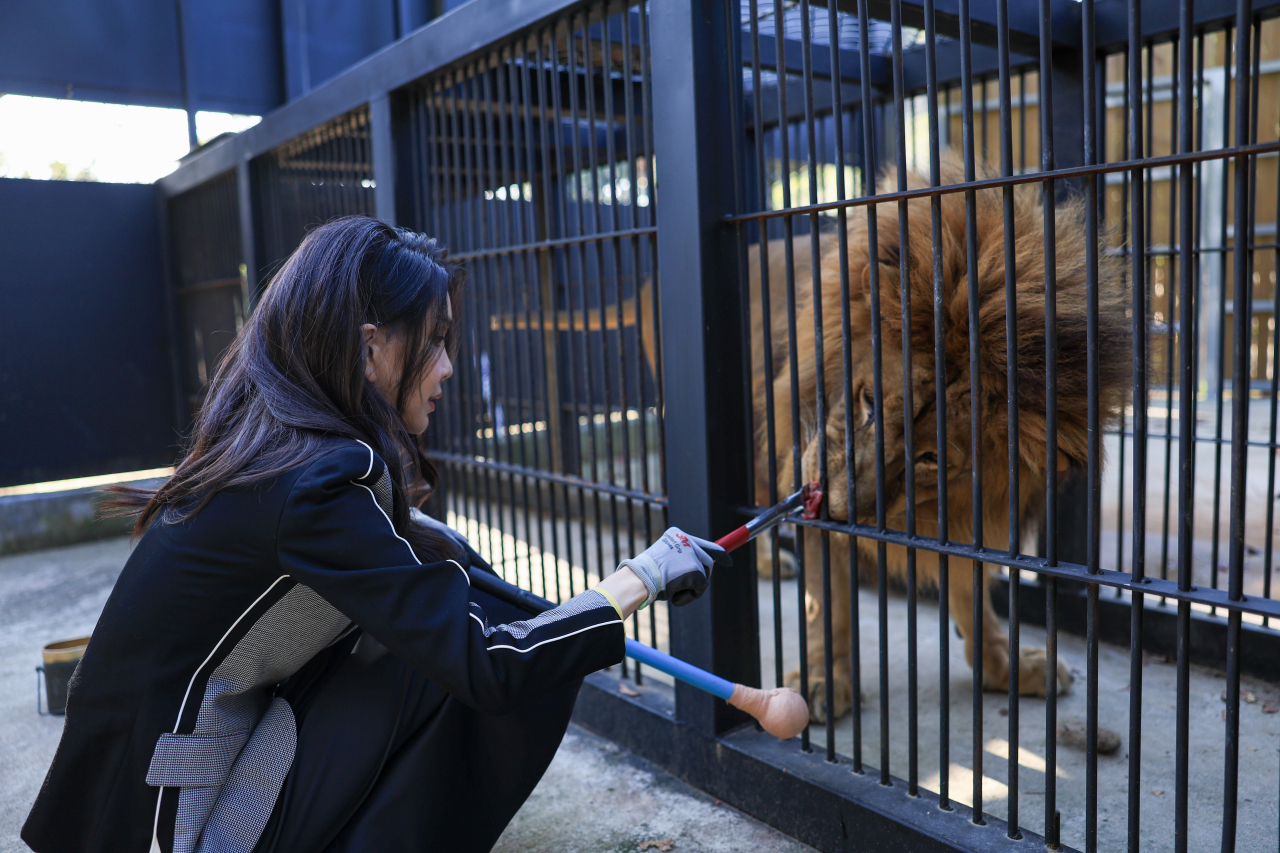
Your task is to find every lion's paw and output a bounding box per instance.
[985,647,1074,697]
[785,666,857,724]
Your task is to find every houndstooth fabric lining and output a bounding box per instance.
[146,730,249,788]
[157,583,351,853]
[195,697,296,853]
[469,590,612,641]
[371,467,393,517]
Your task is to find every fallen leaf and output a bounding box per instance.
[619,683,641,697]
[1243,691,1258,704]
[639,839,675,851]
[998,706,1009,717]
[1263,704,1279,714]
[1152,790,1165,796]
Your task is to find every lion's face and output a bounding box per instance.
[803,332,977,529]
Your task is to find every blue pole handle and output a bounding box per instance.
[467,566,737,701]
[624,638,735,701]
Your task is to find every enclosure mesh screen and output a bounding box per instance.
[405,0,672,671]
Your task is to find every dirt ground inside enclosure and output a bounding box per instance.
[759,576,1280,853]
[1098,398,1280,598]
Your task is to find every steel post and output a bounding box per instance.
[649,0,757,736]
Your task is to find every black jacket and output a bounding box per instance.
[22,439,625,853]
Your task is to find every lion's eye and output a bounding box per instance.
[915,451,938,467]
[859,388,875,426]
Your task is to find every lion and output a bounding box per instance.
[750,159,1131,722]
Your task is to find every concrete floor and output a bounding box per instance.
[0,537,811,853]
[758,576,1280,853]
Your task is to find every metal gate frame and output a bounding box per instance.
[156,1,1280,850]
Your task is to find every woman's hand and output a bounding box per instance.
[616,527,732,608]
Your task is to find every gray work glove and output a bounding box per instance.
[618,527,732,608]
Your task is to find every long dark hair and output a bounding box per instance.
[106,216,464,560]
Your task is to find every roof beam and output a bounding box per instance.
[811,0,1081,55]
[745,32,890,85]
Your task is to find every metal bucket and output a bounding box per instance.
[36,636,90,715]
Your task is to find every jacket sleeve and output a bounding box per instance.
[276,441,625,714]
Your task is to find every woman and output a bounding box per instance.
[22,217,727,853]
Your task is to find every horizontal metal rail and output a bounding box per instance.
[449,225,657,261]
[425,450,668,507]
[722,138,1280,223]
[756,511,1280,622]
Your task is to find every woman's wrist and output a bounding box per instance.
[594,565,650,619]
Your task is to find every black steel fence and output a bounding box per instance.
[158,1,1280,850]
[167,171,244,419]
[400,4,673,677]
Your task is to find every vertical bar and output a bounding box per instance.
[958,0,985,822]
[1081,2,1101,851]
[1210,25,1235,608]
[889,0,917,790]
[649,0,756,735]
[1222,3,1254,847]
[612,4,644,672]
[637,0,670,653]
[1264,42,1280,628]
[535,25,569,602]
[1173,4,1195,851]
[486,56,519,582]
[749,0,786,693]
[856,0,888,782]
[516,32,552,602]
[1116,46,1130,593]
[797,0,835,759]
[1038,1,1063,847]
[996,0,1020,837]
[1018,70,1026,174]
[565,13,599,597]
[1126,1,1147,847]
[477,63,511,574]
[582,4,621,596]
[473,63,509,572]
[776,0,812,755]
[236,161,260,306]
[498,45,537,595]
[923,0,950,810]
[827,0,861,776]
[1160,38,1181,590]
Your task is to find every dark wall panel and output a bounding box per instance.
[0,178,178,487]
[0,0,283,115]
[305,0,397,91]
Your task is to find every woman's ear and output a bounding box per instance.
[362,323,382,385]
